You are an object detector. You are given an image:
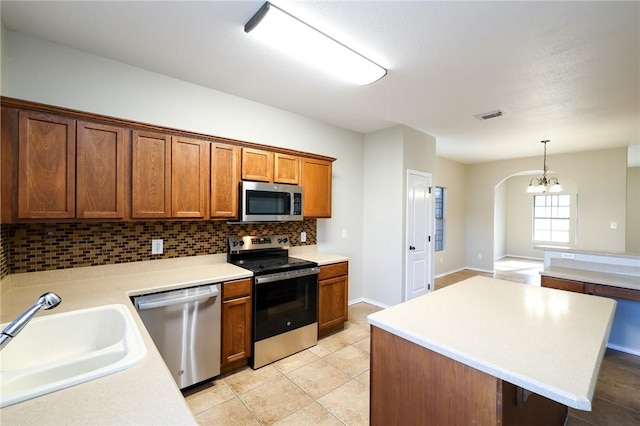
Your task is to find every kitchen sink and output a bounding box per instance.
[0,304,146,408]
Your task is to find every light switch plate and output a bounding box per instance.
[300,232,307,242]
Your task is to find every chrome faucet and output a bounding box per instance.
[0,292,62,351]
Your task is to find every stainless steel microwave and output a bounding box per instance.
[239,182,303,222]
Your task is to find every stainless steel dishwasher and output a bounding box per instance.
[133,283,221,389]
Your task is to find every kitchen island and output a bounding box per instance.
[367,276,616,425]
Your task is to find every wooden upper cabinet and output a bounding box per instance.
[1,107,16,224]
[211,143,240,219]
[274,153,300,184]
[241,147,273,182]
[131,130,171,218]
[76,121,126,219]
[18,111,76,219]
[301,157,332,218]
[171,136,208,219]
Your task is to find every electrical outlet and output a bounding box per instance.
[342,229,348,239]
[300,232,307,242]
[152,239,163,255]
[477,253,482,260]
[561,252,575,259]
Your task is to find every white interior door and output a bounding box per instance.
[405,170,433,301]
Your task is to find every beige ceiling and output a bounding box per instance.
[1,1,638,164]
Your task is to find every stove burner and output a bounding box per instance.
[227,235,317,276]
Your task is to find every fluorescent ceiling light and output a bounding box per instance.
[245,2,387,85]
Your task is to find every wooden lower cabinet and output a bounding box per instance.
[541,276,640,301]
[370,326,567,426]
[541,276,584,293]
[221,278,252,373]
[318,262,348,338]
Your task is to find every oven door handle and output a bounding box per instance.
[255,267,319,284]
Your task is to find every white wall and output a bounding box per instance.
[362,125,435,307]
[2,29,367,300]
[494,181,507,259]
[466,148,628,271]
[434,157,466,276]
[362,127,404,306]
[627,167,640,253]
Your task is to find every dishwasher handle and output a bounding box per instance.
[135,285,219,310]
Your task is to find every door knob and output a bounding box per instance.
[409,246,415,250]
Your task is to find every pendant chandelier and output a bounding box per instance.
[527,140,562,193]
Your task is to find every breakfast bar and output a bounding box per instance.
[367,276,616,425]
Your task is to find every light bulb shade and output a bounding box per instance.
[549,178,562,192]
[245,2,387,85]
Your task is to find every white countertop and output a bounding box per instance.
[541,266,640,291]
[367,276,616,410]
[0,254,252,425]
[290,249,349,266]
[536,245,640,260]
[0,249,348,424]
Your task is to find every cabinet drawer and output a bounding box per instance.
[319,262,348,280]
[541,276,584,293]
[223,278,252,300]
[592,284,640,302]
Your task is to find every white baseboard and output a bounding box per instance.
[502,254,544,261]
[466,267,495,274]
[435,267,466,278]
[607,343,640,357]
[348,297,389,309]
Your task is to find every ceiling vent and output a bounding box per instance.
[474,110,504,121]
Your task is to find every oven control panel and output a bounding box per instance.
[228,235,290,252]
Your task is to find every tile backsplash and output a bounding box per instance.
[3,220,316,276]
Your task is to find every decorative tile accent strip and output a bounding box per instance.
[7,220,316,274]
[0,225,9,280]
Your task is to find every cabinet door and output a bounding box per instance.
[221,278,252,369]
[76,121,126,219]
[171,136,208,218]
[18,111,76,219]
[274,153,300,184]
[318,263,349,337]
[211,143,240,218]
[221,296,252,366]
[242,147,273,182]
[131,130,171,218]
[541,276,584,293]
[301,157,332,218]
[1,107,16,224]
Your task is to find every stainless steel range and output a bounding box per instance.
[227,235,319,369]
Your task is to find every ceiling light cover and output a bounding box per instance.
[245,2,386,85]
[527,140,562,193]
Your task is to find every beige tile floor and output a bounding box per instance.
[185,258,640,425]
[184,302,381,425]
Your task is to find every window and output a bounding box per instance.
[533,194,570,243]
[434,186,445,251]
